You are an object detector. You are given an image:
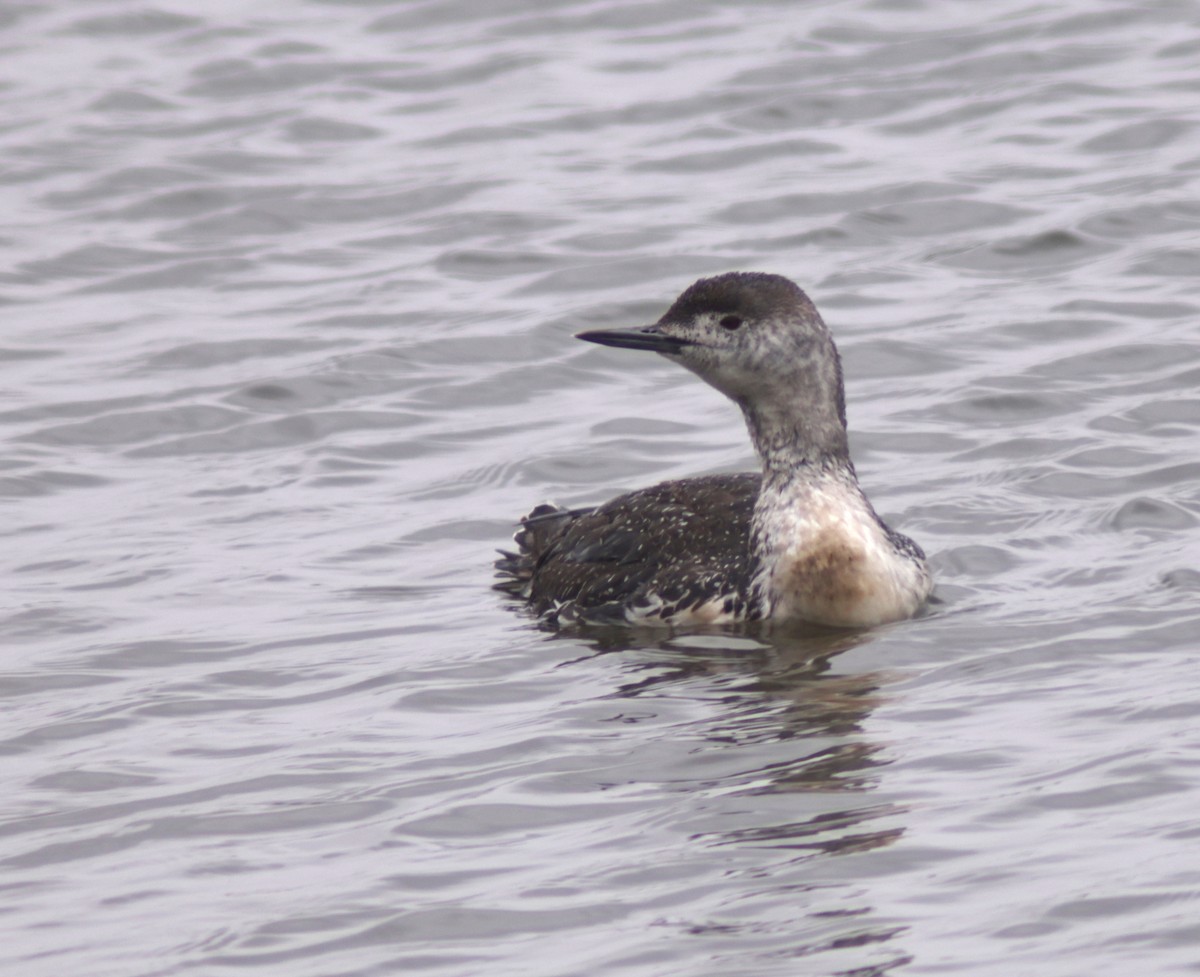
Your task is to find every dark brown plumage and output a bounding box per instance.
[497,473,760,624]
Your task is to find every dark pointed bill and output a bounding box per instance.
[575,325,693,353]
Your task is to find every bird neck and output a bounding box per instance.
[737,361,850,477]
[741,403,851,477]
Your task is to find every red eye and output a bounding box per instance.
[720,315,742,330]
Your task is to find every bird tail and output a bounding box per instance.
[493,503,585,597]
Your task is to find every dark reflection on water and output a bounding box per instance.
[594,629,892,776]
[555,625,910,958]
[595,628,883,740]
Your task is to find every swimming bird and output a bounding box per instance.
[495,272,932,628]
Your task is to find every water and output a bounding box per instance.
[2,1,1200,974]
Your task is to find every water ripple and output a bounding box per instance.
[2,1,1200,976]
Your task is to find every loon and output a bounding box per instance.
[495,272,932,628]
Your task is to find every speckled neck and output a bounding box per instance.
[736,330,851,478]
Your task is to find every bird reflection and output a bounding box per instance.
[540,622,914,971]
[556,622,904,856]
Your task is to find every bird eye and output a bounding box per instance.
[719,315,743,331]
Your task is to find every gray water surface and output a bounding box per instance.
[3,2,1200,975]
